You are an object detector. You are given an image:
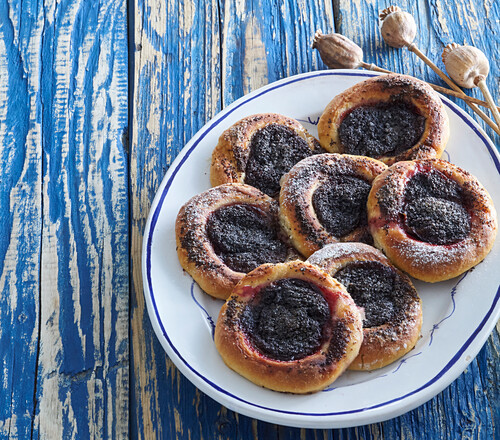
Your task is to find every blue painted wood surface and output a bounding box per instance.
[0,0,129,438]
[0,0,498,438]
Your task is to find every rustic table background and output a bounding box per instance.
[1,0,498,438]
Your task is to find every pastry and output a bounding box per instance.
[214,260,363,393]
[279,153,387,257]
[308,243,422,371]
[367,159,497,282]
[317,74,449,165]
[175,183,299,299]
[210,113,322,197]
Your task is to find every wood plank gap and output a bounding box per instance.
[332,0,341,33]
[30,3,48,436]
[30,120,43,440]
[217,0,224,109]
[126,0,136,438]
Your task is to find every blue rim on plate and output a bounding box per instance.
[142,70,500,426]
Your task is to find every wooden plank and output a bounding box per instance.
[221,0,335,103]
[0,1,42,437]
[130,0,222,438]
[334,0,500,438]
[0,0,129,438]
[131,0,338,438]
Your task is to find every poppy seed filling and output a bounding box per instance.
[338,101,425,158]
[239,278,330,361]
[245,124,313,197]
[312,176,371,237]
[206,204,289,273]
[403,171,471,245]
[334,261,413,328]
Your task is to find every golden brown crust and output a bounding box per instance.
[279,153,387,257]
[175,183,299,299]
[214,261,363,393]
[210,113,321,189]
[367,159,498,282]
[307,243,422,370]
[317,74,450,165]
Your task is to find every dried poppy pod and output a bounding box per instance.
[442,43,490,88]
[379,5,416,48]
[312,30,389,74]
[312,30,364,70]
[311,31,496,111]
[378,6,500,135]
[442,43,500,130]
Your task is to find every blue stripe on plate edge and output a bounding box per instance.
[145,71,500,418]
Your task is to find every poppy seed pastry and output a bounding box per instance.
[308,243,422,371]
[175,183,300,299]
[279,153,387,257]
[210,113,323,197]
[367,159,497,282]
[317,74,449,165]
[214,260,363,393]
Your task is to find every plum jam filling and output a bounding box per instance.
[240,278,330,361]
[245,124,313,197]
[338,101,425,158]
[206,204,289,273]
[403,171,470,245]
[334,261,412,328]
[312,176,371,237]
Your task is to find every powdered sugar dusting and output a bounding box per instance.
[180,183,270,227]
[393,238,470,270]
[282,153,386,205]
[308,243,382,267]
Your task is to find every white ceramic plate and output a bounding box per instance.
[142,70,500,429]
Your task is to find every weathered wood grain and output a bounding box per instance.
[0,0,129,438]
[0,1,42,436]
[130,0,222,438]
